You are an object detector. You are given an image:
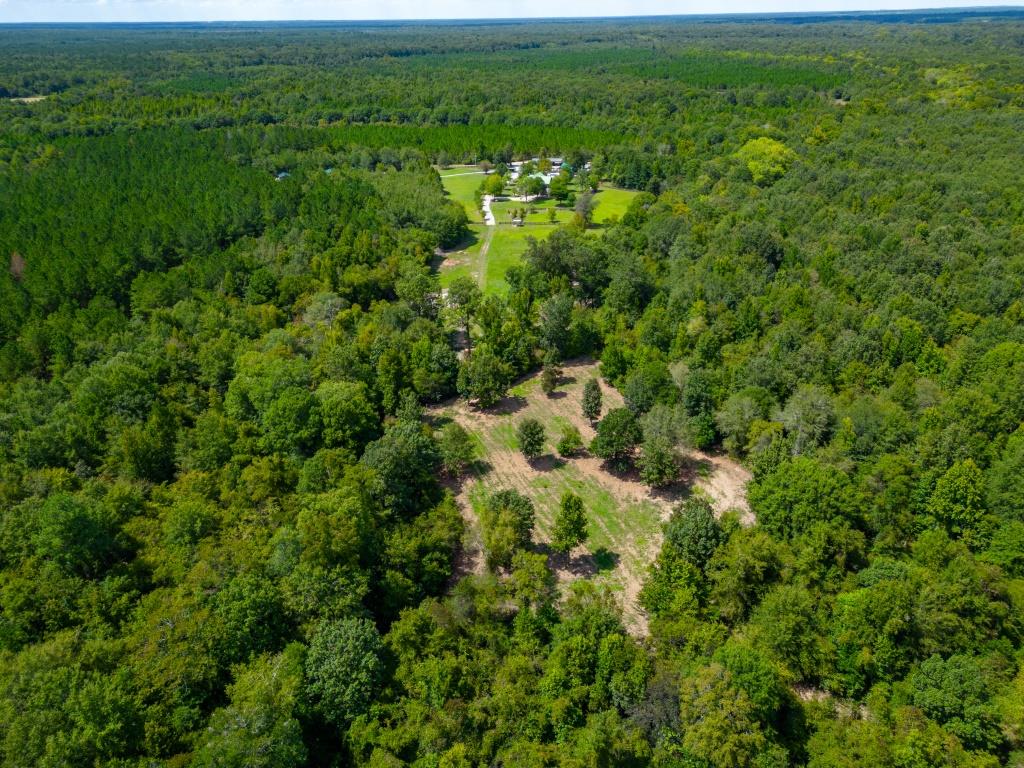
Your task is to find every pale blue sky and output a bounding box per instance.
[0,0,1009,25]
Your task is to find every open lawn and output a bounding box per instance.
[437,224,558,294]
[439,167,486,222]
[484,225,556,293]
[437,225,487,290]
[432,359,752,634]
[592,185,640,224]
[439,165,483,176]
[491,197,575,226]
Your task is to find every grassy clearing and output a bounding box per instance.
[439,168,485,222]
[484,226,555,294]
[437,224,543,295]
[491,197,575,226]
[592,186,640,224]
[435,360,668,631]
[433,358,752,633]
[437,225,487,289]
[438,170,642,298]
[438,165,481,176]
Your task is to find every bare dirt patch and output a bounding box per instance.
[9,252,26,281]
[693,452,754,525]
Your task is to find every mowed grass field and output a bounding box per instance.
[437,224,487,290]
[483,226,551,294]
[592,185,639,224]
[439,167,486,222]
[438,224,558,294]
[491,197,575,226]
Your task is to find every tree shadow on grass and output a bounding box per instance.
[590,547,620,573]
[679,455,714,482]
[487,395,527,416]
[431,230,480,275]
[558,374,577,387]
[650,479,691,504]
[548,391,568,400]
[529,454,566,472]
[645,455,716,503]
[444,229,480,253]
[592,454,709,504]
[469,458,493,477]
[426,412,455,429]
[560,357,599,372]
[439,459,493,496]
[542,544,621,577]
[597,457,642,482]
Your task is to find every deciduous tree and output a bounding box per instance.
[457,344,512,408]
[516,418,545,460]
[582,378,603,423]
[480,489,535,570]
[590,408,641,470]
[552,492,588,553]
[305,618,384,729]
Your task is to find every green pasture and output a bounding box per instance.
[491,197,575,226]
[592,186,639,224]
[484,226,555,294]
[437,224,487,290]
[439,168,486,222]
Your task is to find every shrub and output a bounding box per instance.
[557,425,584,456]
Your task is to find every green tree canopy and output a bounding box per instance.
[590,408,642,470]
[305,618,385,730]
[516,418,546,460]
[552,492,589,553]
[480,489,535,570]
[582,378,603,423]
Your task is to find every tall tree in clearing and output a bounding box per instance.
[516,417,546,460]
[582,378,603,423]
[590,407,642,470]
[552,492,589,553]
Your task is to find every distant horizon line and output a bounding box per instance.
[2,4,1024,26]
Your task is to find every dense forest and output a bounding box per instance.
[2,12,1024,768]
